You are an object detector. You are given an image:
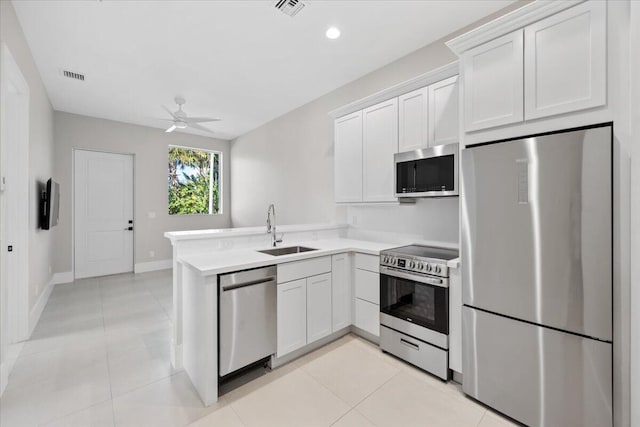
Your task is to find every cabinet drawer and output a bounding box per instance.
[380,326,448,380]
[354,253,379,272]
[354,298,380,337]
[355,269,379,304]
[278,256,331,283]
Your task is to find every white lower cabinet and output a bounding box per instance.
[353,255,381,339]
[355,269,379,305]
[277,279,307,357]
[355,298,380,337]
[331,253,352,331]
[277,270,334,358]
[306,273,333,343]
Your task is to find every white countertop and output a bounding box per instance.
[178,238,460,276]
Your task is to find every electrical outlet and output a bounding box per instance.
[148,211,156,219]
[149,250,155,258]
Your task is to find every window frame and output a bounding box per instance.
[167,144,223,216]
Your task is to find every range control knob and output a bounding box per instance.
[416,263,424,271]
[408,260,415,269]
[425,264,432,272]
[387,257,394,266]
[434,265,442,274]
[383,256,389,264]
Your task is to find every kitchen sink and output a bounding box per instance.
[257,246,318,256]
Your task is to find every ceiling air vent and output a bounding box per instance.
[61,69,85,81]
[274,0,305,17]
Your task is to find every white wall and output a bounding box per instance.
[230,2,525,240]
[0,1,55,312]
[347,199,459,247]
[53,112,231,273]
[0,0,55,394]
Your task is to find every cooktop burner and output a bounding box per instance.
[384,244,458,261]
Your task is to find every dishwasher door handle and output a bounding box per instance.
[221,276,276,292]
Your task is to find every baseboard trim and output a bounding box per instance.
[271,327,351,369]
[135,259,172,274]
[350,325,380,345]
[28,278,54,337]
[50,271,74,285]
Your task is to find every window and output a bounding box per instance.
[168,146,222,215]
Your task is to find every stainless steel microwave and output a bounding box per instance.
[394,144,459,198]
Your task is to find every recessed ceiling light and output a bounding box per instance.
[326,27,341,40]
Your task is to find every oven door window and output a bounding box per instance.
[380,274,448,334]
[396,155,455,194]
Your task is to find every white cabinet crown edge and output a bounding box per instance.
[329,62,459,119]
[446,0,585,55]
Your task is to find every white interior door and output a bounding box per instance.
[0,44,30,349]
[74,150,133,279]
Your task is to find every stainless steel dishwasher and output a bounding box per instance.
[219,265,277,377]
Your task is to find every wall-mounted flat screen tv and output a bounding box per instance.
[40,178,60,230]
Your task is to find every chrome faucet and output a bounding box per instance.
[266,204,283,247]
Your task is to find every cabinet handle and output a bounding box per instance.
[400,338,419,351]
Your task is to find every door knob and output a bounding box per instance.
[124,226,133,231]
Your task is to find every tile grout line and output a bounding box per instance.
[475,409,488,427]
[98,278,118,426]
[226,397,249,427]
[296,341,399,425]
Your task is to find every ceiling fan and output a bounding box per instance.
[160,97,221,133]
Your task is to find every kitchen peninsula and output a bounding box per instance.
[165,224,460,405]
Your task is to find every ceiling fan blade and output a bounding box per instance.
[162,105,177,119]
[188,123,214,133]
[185,117,222,124]
[165,125,177,133]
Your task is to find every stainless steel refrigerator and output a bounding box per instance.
[461,125,613,427]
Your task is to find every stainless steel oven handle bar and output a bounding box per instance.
[380,266,449,287]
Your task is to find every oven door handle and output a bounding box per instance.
[380,266,449,288]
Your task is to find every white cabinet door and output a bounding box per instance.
[524,1,606,120]
[363,98,399,202]
[428,75,459,146]
[334,111,363,203]
[331,253,352,332]
[277,279,307,357]
[306,273,333,343]
[398,87,429,152]
[462,30,524,132]
[354,269,379,305]
[354,298,380,338]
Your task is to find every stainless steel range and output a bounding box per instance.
[379,244,458,380]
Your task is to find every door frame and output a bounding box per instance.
[0,43,31,393]
[72,148,135,279]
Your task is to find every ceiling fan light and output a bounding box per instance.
[175,122,188,129]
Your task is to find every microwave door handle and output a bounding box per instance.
[413,163,417,192]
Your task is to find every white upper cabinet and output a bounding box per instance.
[398,87,429,151]
[462,30,524,132]
[362,98,398,202]
[524,1,606,120]
[334,111,363,203]
[428,75,459,146]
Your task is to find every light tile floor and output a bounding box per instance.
[0,270,517,427]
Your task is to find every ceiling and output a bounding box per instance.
[13,0,514,140]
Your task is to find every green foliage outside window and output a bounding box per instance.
[168,146,221,215]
